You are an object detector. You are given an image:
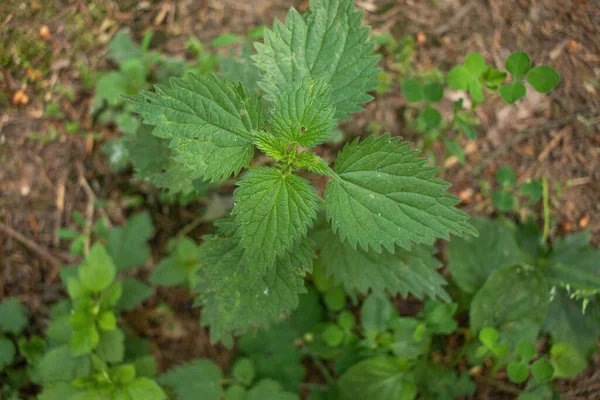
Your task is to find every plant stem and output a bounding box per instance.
[542,176,550,243]
[474,375,521,396]
[311,355,335,384]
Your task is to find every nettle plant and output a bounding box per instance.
[127,0,477,345]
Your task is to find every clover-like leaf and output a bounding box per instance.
[527,66,560,93]
[254,0,380,120]
[500,82,526,104]
[505,51,531,79]
[233,167,319,269]
[325,135,476,252]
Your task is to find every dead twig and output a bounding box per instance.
[0,222,62,270]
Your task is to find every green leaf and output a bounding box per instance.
[108,31,142,67]
[294,152,333,176]
[96,328,125,363]
[388,317,431,360]
[133,355,159,378]
[323,324,345,347]
[268,77,337,147]
[464,53,486,77]
[254,0,380,120]
[479,327,500,348]
[526,66,560,93]
[445,139,465,165]
[39,345,91,383]
[128,74,265,182]
[107,212,154,272]
[291,285,325,334]
[0,298,28,335]
[507,361,529,383]
[468,80,484,103]
[0,337,16,371]
[226,385,248,400]
[314,223,448,300]
[97,311,117,331]
[545,230,600,292]
[499,82,526,104]
[247,379,298,400]
[496,166,517,187]
[419,106,442,129]
[505,51,531,79]
[448,218,528,293]
[325,135,476,252]
[219,42,262,92]
[423,82,444,103]
[196,236,314,343]
[550,343,587,378]
[232,358,255,386]
[519,179,543,205]
[126,377,167,400]
[401,79,423,103]
[159,359,222,400]
[456,119,476,140]
[531,359,554,382]
[361,293,394,335]
[71,321,99,356]
[517,339,537,361]
[323,286,346,312]
[482,66,507,89]
[211,33,242,47]
[252,131,288,162]
[116,278,153,311]
[542,290,600,357]
[78,244,116,292]
[239,323,304,391]
[446,66,471,90]
[232,167,318,269]
[113,364,136,384]
[19,335,46,364]
[470,264,549,348]
[421,300,458,334]
[492,190,515,212]
[338,356,416,400]
[38,383,79,400]
[338,311,356,330]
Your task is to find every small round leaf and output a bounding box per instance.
[516,339,537,361]
[232,358,255,386]
[505,51,531,79]
[551,343,587,378]
[492,190,515,212]
[499,82,526,104]
[468,80,484,103]
[401,79,424,103]
[338,311,356,331]
[423,83,444,103]
[323,324,345,347]
[496,166,517,187]
[447,66,472,90]
[527,67,560,93]
[420,106,442,129]
[519,179,543,205]
[507,361,529,383]
[531,359,554,382]
[225,384,247,400]
[464,53,486,77]
[479,327,499,348]
[324,286,346,312]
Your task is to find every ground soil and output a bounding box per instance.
[1,0,599,398]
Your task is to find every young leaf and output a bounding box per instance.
[468,80,484,103]
[531,359,554,382]
[254,0,380,120]
[39,345,91,383]
[505,51,531,79]
[323,324,345,347]
[196,236,315,343]
[294,152,333,176]
[0,298,28,335]
[464,52,486,77]
[159,359,222,400]
[423,82,444,103]
[126,377,167,400]
[338,357,416,400]
[470,264,549,348]
[496,166,517,187]
[78,244,116,292]
[507,361,529,383]
[252,131,288,161]
[107,212,154,272]
[0,337,16,371]
[246,379,298,400]
[268,77,337,147]
[446,66,471,91]
[401,79,424,103]
[232,358,255,386]
[96,328,125,363]
[232,167,318,269]
[324,286,346,312]
[519,179,543,205]
[526,66,560,93]
[361,293,394,335]
[419,106,442,129]
[550,343,587,378]
[492,190,515,212]
[499,82,526,104]
[314,223,449,301]
[38,383,79,400]
[127,74,265,182]
[516,339,537,361]
[325,135,476,253]
[479,327,500,348]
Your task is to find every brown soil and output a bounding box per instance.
[1,0,598,399]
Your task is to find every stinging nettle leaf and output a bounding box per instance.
[294,152,333,176]
[254,0,380,120]
[313,223,449,301]
[196,236,315,344]
[127,73,265,182]
[268,77,337,147]
[324,135,476,253]
[233,167,319,268]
